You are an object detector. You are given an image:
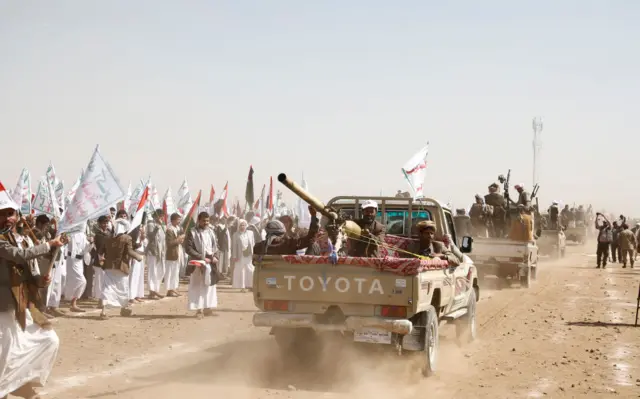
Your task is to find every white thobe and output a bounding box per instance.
[147,255,165,293]
[64,232,89,300]
[231,231,255,289]
[129,238,146,300]
[187,228,218,310]
[92,265,104,300]
[0,309,59,397]
[101,270,130,308]
[46,245,66,308]
[165,225,182,291]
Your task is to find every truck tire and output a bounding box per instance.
[520,267,531,288]
[530,266,537,280]
[456,289,477,345]
[421,305,439,377]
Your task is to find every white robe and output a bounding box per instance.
[101,269,130,308]
[188,265,217,310]
[165,225,182,291]
[46,246,66,308]
[129,237,146,300]
[187,227,218,310]
[231,231,255,289]
[0,309,59,397]
[64,232,89,300]
[92,265,105,300]
[147,255,166,293]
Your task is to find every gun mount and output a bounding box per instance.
[277,173,361,254]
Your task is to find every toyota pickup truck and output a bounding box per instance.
[253,190,478,377]
[469,237,538,288]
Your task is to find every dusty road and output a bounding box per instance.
[39,245,640,399]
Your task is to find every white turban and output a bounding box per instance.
[114,219,131,235]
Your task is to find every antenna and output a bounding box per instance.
[532,116,543,188]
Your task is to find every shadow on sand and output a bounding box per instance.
[566,321,639,328]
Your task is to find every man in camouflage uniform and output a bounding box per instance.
[618,223,637,268]
[484,183,506,238]
[469,195,489,237]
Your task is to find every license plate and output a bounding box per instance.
[353,328,392,344]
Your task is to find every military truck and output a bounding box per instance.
[564,223,588,244]
[252,173,479,377]
[537,228,566,258]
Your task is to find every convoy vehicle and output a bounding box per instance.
[564,223,588,244]
[537,228,566,258]
[252,173,479,377]
[468,237,538,288]
[468,206,539,289]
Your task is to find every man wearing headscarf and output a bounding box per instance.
[349,200,385,258]
[484,183,506,238]
[99,218,143,320]
[0,185,64,399]
[231,219,255,291]
[253,205,319,255]
[213,216,232,278]
[184,212,219,319]
[401,221,460,265]
[145,209,166,299]
[514,184,531,212]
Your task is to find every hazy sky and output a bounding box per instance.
[1,1,638,214]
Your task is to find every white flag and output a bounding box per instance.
[176,178,192,215]
[128,182,144,216]
[122,182,132,212]
[58,146,126,233]
[162,187,177,216]
[146,179,161,211]
[296,172,311,226]
[32,177,59,217]
[11,168,31,215]
[401,143,429,199]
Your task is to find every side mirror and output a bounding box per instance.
[460,236,473,253]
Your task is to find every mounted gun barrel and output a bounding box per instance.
[277,173,361,238]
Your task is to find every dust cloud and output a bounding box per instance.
[206,327,476,399]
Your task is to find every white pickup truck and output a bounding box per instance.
[468,237,538,288]
[253,191,479,377]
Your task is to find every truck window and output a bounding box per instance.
[378,210,432,236]
[444,210,457,245]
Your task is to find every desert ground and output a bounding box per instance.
[39,244,640,399]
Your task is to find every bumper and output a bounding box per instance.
[253,312,413,335]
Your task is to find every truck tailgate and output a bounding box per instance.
[255,258,412,307]
[471,239,529,261]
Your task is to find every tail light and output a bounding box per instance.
[378,305,407,318]
[263,300,289,311]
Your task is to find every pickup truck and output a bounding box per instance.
[469,237,538,288]
[564,223,588,244]
[253,193,479,377]
[537,228,566,258]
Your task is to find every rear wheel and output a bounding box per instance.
[421,305,439,377]
[530,266,538,280]
[456,289,477,345]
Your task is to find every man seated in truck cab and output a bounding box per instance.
[254,205,319,255]
[348,200,386,258]
[401,220,460,266]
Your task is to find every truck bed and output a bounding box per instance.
[254,254,449,307]
[469,237,534,263]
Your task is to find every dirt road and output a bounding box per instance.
[39,246,640,398]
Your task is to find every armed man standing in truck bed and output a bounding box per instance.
[348,200,386,258]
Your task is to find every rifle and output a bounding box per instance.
[498,169,511,223]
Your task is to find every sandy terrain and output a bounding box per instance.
[35,245,640,399]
